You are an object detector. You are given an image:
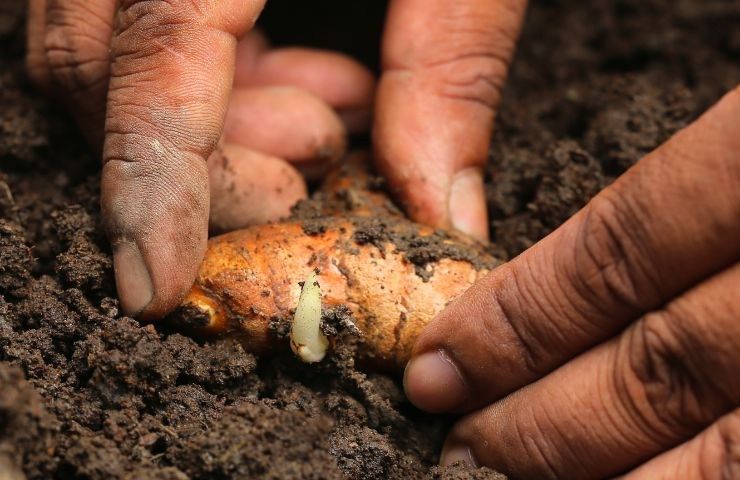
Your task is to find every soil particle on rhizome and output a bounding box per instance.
[1,0,738,478]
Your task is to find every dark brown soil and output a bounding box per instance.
[1,1,738,479]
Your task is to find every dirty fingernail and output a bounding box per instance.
[113,242,153,317]
[440,443,477,468]
[449,168,489,243]
[404,349,468,412]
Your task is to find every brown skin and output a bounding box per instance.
[404,87,740,478]
[207,144,307,234]
[222,86,347,180]
[25,0,522,319]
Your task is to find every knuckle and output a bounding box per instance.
[454,411,561,480]
[624,310,713,437]
[101,147,208,239]
[571,191,661,316]
[112,1,202,64]
[490,268,553,377]
[403,3,520,110]
[43,23,109,95]
[120,0,208,12]
[428,53,508,109]
[103,112,182,172]
[106,93,221,158]
[104,106,164,154]
[433,6,520,109]
[115,0,206,41]
[117,0,260,38]
[44,44,109,95]
[102,107,210,190]
[385,22,515,111]
[516,412,562,479]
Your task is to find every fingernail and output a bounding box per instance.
[449,168,489,243]
[404,349,468,412]
[440,443,477,468]
[113,242,153,317]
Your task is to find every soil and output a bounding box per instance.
[291,159,501,282]
[1,0,738,479]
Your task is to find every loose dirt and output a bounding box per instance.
[1,0,737,478]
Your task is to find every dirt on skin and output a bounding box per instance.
[1,0,738,479]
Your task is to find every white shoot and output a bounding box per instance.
[290,271,328,363]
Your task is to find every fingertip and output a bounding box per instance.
[373,74,492,239]
[208,144,307,233]
[440,441,478,468]
[102,155,210,322]
[113,234,206,321]
[224,86,347,179]
[377,159,489,243]
[102,0,264,321]
[404,349,469,413]
[112,241,153,317]
[449,168,489,243]
[241,47,376,114]
[141,237,207,321]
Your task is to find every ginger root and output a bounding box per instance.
[177,154,500,369]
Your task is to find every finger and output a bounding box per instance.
[33,0,116,148]
[208,143,307,234]
[618,409,740,480]
[236,47,376,133]
[404,87,740,413]
[26,0,50,92]
[442,262,740,478]
[223,86,347,180]
[375,0,527,241]
[102,0,265,319]
[233,27,270,68]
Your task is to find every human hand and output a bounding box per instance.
[404,87,740,478]
[25,0,527,320]
[25,0,373,318]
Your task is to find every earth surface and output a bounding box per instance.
[0,0,738,478]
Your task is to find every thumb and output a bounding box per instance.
[102,0,265,319]
[375,0,527,242]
